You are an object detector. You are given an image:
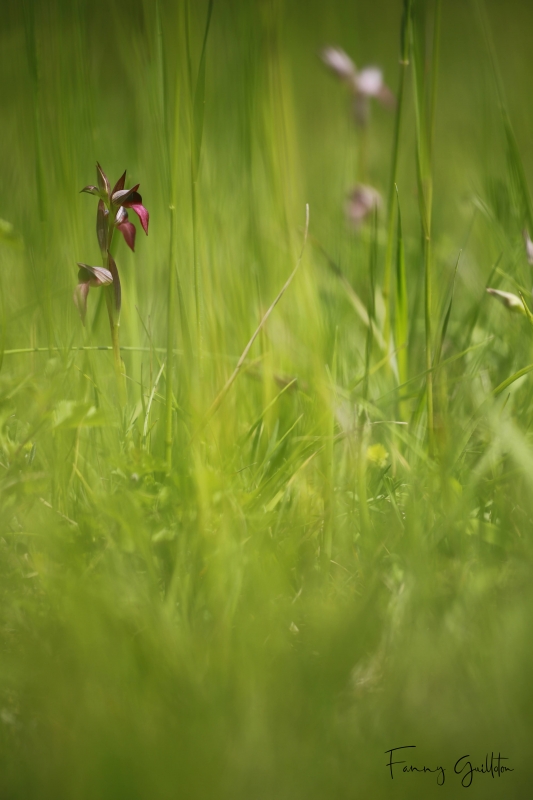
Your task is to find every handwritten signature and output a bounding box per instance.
[385,745,514,787]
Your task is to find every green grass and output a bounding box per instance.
[2,0,533,796]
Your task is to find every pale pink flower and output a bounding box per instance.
[320,46,394,126]
[346,184,382,228]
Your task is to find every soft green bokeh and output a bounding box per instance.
[1,0,533,797]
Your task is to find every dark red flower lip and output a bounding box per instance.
[111,184,150,236]
[124,199,149,235]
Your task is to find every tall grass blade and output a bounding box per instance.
[476,0,533,232]
[410,0,442,451]
[363,209,378,400]
[433,250,460,369]
[383,0,412,342]
[188,0,214,339]
[394,186,408,388]
[192,0,214,181]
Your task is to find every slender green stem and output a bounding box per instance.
[105,283,126,407]
[357,416,371,537]
[429,0,442,173]
[426,0,441,453]
[383,0,413,346]
[358,123,369,184]
[363,208,378,401]
[155,0,179,469]
[103,209,126,407]
[411,0,441,454]
[394,187,409,398]
[423,233,433,450]
[165,206,176,469]
[191,179,201,345]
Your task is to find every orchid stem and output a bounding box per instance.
[383,0,412,347]
[105,226,126,407]
[105,286,126,407]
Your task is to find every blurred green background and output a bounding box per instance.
[2,0,533,797]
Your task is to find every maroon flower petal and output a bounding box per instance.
[97,200,109,259]
[128,203,149,235]
[96,162,110,196]
[73,281,90,325]
[116,220,136,252]
[112,170,127,196]
[112,184,140,206]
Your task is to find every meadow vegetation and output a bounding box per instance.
[1,0,533,796]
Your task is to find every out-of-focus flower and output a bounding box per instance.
[366,443,389,468]
[486,287,525,315]
[346,184,382,228]
[353,66,395,126]
[523,229,533,265]
[320,46,357,83]
[320,46,394,126]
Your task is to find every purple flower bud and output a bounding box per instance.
[77,263,113,286]
[73,263,113,324]
[97,200,109,259]
[112,171,127,196]
[96,162,110,197]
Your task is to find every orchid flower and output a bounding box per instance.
[75,163,149,325]
[75,163,149,403]
[320,46,394,127]
[81,162,149,253]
